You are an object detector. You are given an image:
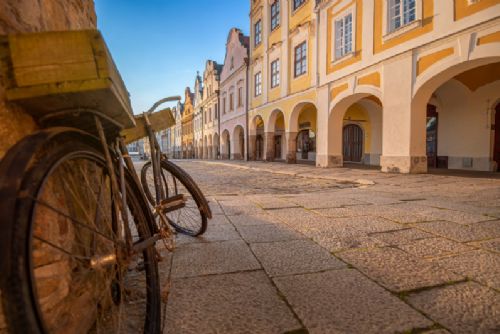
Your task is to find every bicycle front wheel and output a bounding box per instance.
[141,160,208,236]
[0,133,161,334]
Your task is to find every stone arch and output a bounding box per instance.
[249,115,265,160]
[265,109,286,161]
[324,93,383,168]
[213,133,220,160]
[288,101,318,164]
[411,55,500,171]
[221,129,231,160]
[232,125,245,160]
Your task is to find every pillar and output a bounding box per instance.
[285,131,297,164]
[248,134,256,160]
[265,132,275,162]
[380,52,427,173]
[316,85,343,167]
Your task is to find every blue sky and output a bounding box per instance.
[95,1,249,113]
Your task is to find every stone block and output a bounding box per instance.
[407,282,500,334]
[338,247,463,292]
[412,220,500,242]
[171,240,260,278]
[398,237,473,259]
[274,269,432,334]
[237,224,304,243]
[250,239,345,277]
[430,250,500,290]
[166,271,301,334]
[370,228,434,245]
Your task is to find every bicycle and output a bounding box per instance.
[0,30,210,334]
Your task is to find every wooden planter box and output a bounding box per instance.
[0,30,135,129]
[121,108,175,144]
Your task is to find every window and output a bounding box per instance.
[230,56,234,70]
[215,103,218,119]
[334,13,353,59]
[271,59,280,88]
[230,93,234,111]
[238,87,243,107]
[254,20,262,46]
[223,97,226,114]
[388,0,416,32]
[255,72,262,96]
[209,108,212,122]
[271,1,280,31]
[294,42,307,77]
[293,0,305,11]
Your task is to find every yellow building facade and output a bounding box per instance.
[249,0,500,172]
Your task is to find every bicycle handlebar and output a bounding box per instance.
[145,96,182,115]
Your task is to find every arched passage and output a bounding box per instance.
[249,115,265,161]
[232,125,245,160]
[412,57,500,172]
[221,130,231,160]
[289,102,318,164]
[213,133,220,160]
[207,135,213,159]
[264,109,286,161]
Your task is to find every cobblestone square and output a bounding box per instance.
[160,160,500,334]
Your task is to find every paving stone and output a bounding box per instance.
[312,206,369,218]
[227,213,275,227]
[208,201,224,215]
[171,240,260,278]
[398,237,474,259]
[407,282,500,334]
[338,247,464,292]
[237,224,304,243]
[207,214,232,227]
[285,194,367,209]
[329,216,405,234]
[273,269,432,334]
[430,250,500,290]
[379,211,431,224]
[248,195,299,209]
[313,233,387,253]
[412,220,500,242]
[421,330,451,334]
[251,239,345,277]
[176,225,241,245]
[165,271,301,334]
[219,202,263,216]
[370,228,434,245]
[469,238,500,253]
[421,210,496,225]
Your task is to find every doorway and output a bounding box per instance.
[274,135,282,159]
[426,104,438,168]
[494,104,500,171]
[256,135,264,160]
[343,124,363,162]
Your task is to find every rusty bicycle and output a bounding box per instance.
[0,30,210,334]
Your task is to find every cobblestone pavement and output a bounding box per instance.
[160,160,500,334]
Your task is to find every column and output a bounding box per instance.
[265,132,275,161]
[285,131,297,164]
[380,52,427,174]
[248,134,256,160]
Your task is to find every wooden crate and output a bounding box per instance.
[0,30,135,129]
[121,108,175,144]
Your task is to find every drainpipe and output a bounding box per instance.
[217,90,221,159]
[245,58,250,161]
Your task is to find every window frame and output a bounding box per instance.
[254,19,262,47]
[294,42,307,78]
[292,0,306,12]
[271,1,280,31]
[333,6,355,61]
[270,58,280,88]
[229,92,234,111]
[254,71,262,96]
[238,87,243,107]
[383,0,422,41]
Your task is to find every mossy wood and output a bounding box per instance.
[121,108,175,144]
[0,30,135,129]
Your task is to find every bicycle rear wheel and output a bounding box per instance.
[0,132,161,334]
[141,160,208,236]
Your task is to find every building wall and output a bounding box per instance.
[0,1,96,331]
[247,0,500,172]
[220,28,249,160]
[201,60,222,159]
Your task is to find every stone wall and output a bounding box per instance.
[0,0,97,159]
[0,1,96,331]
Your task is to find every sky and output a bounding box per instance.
[95,1,250,113]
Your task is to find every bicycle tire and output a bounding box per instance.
[141,160,208,236]
[0,132,161,334]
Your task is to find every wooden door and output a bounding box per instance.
[256,135,264,160]
[343,124,363,162]
[494,104,500,172]
[426,104,438,168]
[274,135,282,159]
